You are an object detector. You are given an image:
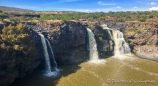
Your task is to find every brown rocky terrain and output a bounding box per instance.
[124,19,158,61]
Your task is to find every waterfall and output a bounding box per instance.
[112,30,131,57]
[110,29,131,60]
[45,39,58,70]
[87,28,99,60]
[39,33,58,77]
[101,24,131,59]
[87,28,105,63]
[101,24,109,29]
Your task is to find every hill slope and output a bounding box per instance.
[0,6,34,12]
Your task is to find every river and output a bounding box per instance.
[10,55,158,86]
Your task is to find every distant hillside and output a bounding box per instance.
[0,6,35,12]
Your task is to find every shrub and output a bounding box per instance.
[0,23,36,86]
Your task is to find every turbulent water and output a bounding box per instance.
[39,33,58,77]
[87,28,99,60]
[112,30,131,58]
[87,28,105,63]
[101,24,131,59]
[39,34,52,73]
[45,39,58,70]
[112,30,131,55]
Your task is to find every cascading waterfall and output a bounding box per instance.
[39,34,51,73]
[87,28,99,60]
[112,30,131,57]
[87,28,105,63]
[45,39,58,70]
[39,33,58,77]
[101,24,131,59]
[101,24,112,40]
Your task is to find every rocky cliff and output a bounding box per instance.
[1,20,157,66]
[29,20,88,65]
[88,20,158,61]
[84,22,115,58]
[124,19,158,61]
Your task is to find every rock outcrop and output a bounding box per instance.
[86,23,114,58]
[124,20,158,61]
[93,19,158,61]
[29,28,44,68]
[29,20,88,65]
[1,19,157,67]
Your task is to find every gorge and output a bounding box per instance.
[0,20,157,86]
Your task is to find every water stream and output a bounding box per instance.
[112,30,131,57]
[87,28,105,63]
[39,33,58,77]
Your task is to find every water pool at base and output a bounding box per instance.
[10,55,158,86]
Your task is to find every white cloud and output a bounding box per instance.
[149,7,158,11]
[98,1,115,5]
[147,2,157,5]
[151,2,156,5]
[133,7,138,9]
[82,10,90,13]
[117,6,121,8]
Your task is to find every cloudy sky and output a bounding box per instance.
[0,0,158,12]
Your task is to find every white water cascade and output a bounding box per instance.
[39,33,58,77]
[101,24,131,59]
[45,39,58,71]
[112,30,131,57]
[87,28,105,63]
[111,30,131,60]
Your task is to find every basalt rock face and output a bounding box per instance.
[86,22,116,58]
[28,19,158,66]
[29,28,44,68]
[100,20,125,32]
[92,20,158,61]
[54,21,87,65]
[124,20,158,61]
[35,21,88,65]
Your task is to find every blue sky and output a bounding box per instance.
[0,0,158,12]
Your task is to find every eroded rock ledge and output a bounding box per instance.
[124,20,158,61]
[28,20,88,65]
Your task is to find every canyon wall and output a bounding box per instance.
[99,19,158,61]
[28,19,158,66]
[124,19,158,61]
[29,21,88,65]
[1,20,157,66]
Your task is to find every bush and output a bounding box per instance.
[0,23,36,86]
[0,13,8,21]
